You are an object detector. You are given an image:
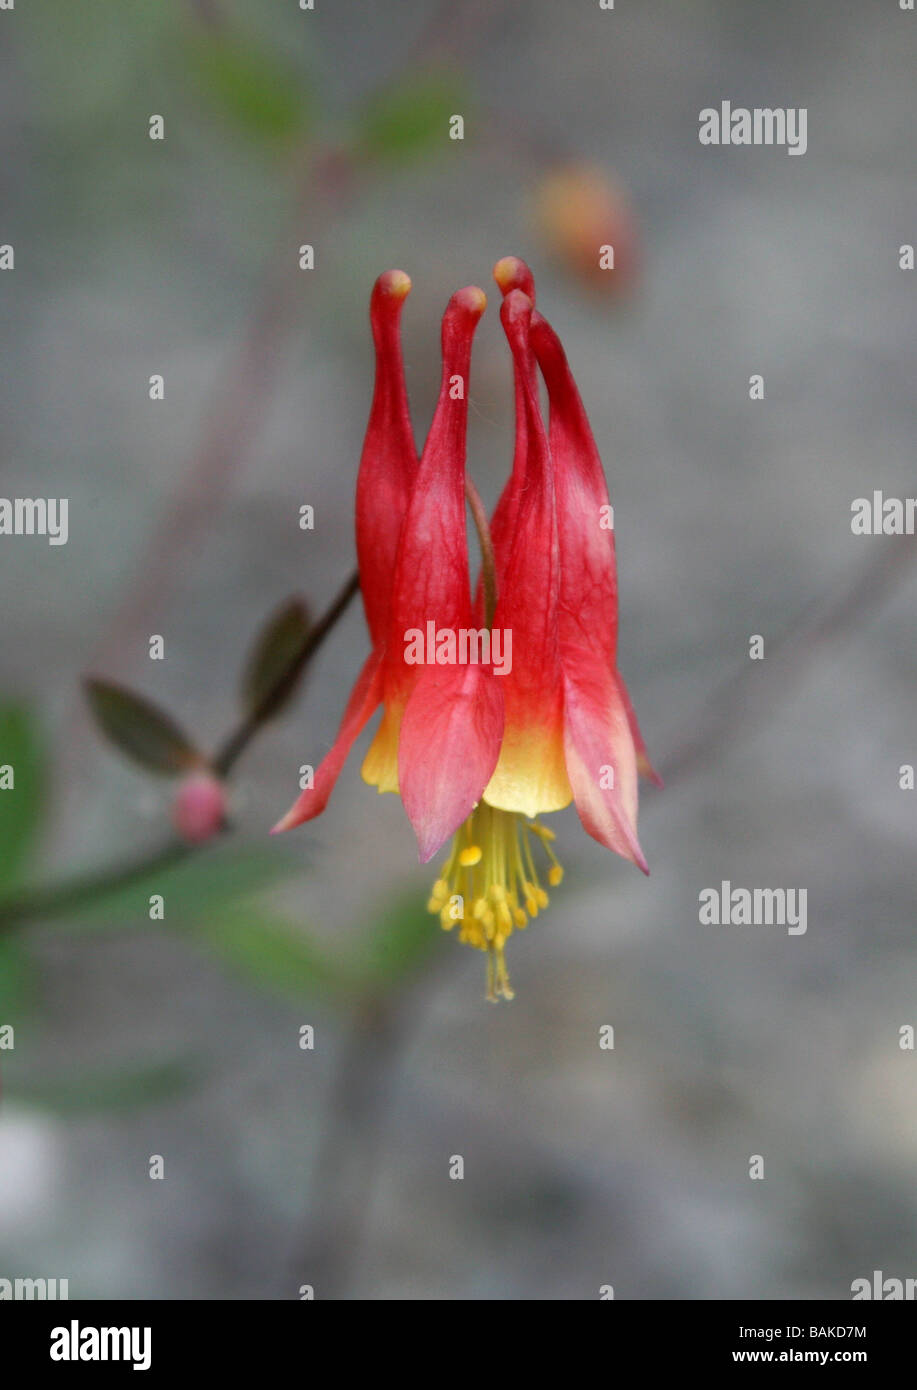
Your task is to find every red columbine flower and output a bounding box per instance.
[275,262,658,1001]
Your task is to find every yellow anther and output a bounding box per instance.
[426,803,566,1000]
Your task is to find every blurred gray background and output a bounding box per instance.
[1,0,915,1299]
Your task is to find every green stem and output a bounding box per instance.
[213,568,360,776]
[0,843,192,930]
[0,569,361,935]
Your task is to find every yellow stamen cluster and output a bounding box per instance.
[427,802,564,1002]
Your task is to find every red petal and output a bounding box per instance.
[615,669,663,787]
[530,311,619,667]
[355,270,417,649]
[384,286,487,710]
[399,663,504,862]
[476,258,539,620]
[562,645,648,872]
[485,290,572,815]
[532,311,659,785]
[272,650,383,832]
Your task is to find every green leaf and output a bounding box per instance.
[359,888,441,986]
[84,678,204,776]
[241,596,312,723]
[60,845,295,931]
[0,704,44,891]
[188,903,354,1000]
[184,32,311,145]
[359,71,469,163]
[0,938,34,1021]
[6,1057,197,1116]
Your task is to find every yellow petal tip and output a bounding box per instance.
[379,268,412,300]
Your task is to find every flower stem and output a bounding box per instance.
[0,569,361,936]
[213,568,360,776]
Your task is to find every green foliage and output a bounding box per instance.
[84,679,204,777]
[240,596,312,723]
[0,939,33,1021]
[0,704,44,893]
[188,903,355,1000]
[0,692,437,1029]
[180,886,440,1002]
[184,31,311,146]
[6,1057,197,1116]
[358,888,442,987]
[359,71,469,163]
[61,846,294,931]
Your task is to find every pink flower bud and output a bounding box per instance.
[172,771,226,844]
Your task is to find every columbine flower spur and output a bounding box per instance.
[274,258,660,1000]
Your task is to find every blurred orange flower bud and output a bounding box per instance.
[534,162,640,295]
[172,771,226,844]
